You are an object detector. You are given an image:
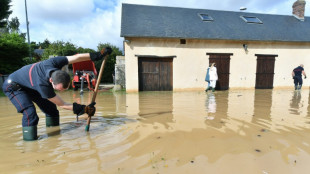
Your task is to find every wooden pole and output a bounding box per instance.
[85,54,109,131]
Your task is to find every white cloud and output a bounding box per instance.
[32,0,93,20]
[9,0,310,52]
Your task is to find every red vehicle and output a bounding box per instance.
[72,60,97,94]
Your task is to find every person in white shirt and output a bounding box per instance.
[205,63,218,92]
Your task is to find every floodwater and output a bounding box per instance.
[1,89,310,174]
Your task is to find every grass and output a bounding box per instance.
[0,91,4,97]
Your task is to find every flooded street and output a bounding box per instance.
[1,89,310,174]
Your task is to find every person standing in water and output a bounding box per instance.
[205,65,210,91]
[205,63,218,92]
[292,64,307,90]
[2,47,112,141]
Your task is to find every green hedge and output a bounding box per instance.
[0,32,29,74]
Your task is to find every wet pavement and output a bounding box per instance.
[1,89,310,174]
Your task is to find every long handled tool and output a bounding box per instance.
[85,51,110,131]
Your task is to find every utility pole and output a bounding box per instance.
[24,0,32,60]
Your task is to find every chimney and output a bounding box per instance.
[292,0,306,21]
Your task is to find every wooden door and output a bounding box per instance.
[255,54,277,89]
[207,53,232,90]
[138,57,173,91]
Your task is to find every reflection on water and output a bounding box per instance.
[290,91,302,115]
[1,89,310,173]
[253,89,273,128]
[206,93,216,114]
[205,92,229,129]
[138,92,174,129]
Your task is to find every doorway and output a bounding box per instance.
[138,57,173,91]
[255,54,277,89]
[207,53,233,90]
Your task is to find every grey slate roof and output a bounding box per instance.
[34,49,44,56]
[121,3,310,42]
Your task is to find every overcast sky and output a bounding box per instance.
[10,0,310,51]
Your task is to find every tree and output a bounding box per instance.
[76,47,95,54]
[32,40,122,84]
[38,39,51,49]
[96,43,123,83]
[7,17,19,32]
[0,0,12,28]
[31,39,51,61]
[41,41,78,59]
[0,32,29,74]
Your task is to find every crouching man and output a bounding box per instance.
[2,47,112,140]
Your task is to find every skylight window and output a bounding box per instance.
[240,16,263,24]
[198,14,214,22]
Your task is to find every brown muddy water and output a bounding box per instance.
[1,89,310,174]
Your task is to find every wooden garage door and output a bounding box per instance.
[255,54,277,89]
[138,57,173,91]
[207,53,233,90]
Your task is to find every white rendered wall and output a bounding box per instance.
[124,38,310,92]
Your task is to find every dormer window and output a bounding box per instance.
[240,16,263,24]
[198,14,214,22]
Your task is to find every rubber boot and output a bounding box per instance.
[46,117,59,127]
[206,86,212,92]
[295,85,298,90]
[23,126,37,141]
[212,88,215,92]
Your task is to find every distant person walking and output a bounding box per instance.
[292,64,307,90]
[205,63,218,92]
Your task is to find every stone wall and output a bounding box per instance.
[114,56,125,90]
